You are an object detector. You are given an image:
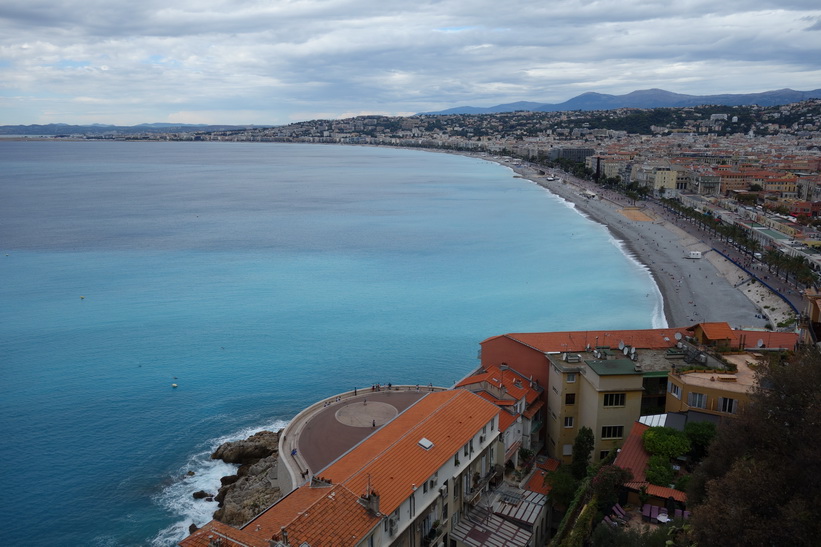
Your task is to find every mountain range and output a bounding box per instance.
[420,88,821,115]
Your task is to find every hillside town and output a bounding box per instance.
[176,101,821,546]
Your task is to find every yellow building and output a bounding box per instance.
[665,353,756,418]
[546,352,645,464]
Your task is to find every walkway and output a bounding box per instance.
[277,385,444,493]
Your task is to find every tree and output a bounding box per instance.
[544,465,579,509]
[642,427,690,459]
[683,421,716,463]
[591,465,633,512]
[571,427,595,479]
[688,349,821,545]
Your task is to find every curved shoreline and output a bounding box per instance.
[485,156,774,329]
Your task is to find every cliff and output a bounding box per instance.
[208,430,284,526]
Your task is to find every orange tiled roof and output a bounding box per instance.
[269,485,379,546]
[180,520,268,547]
[616,421,687,503]
[697,322,734,341]
[524,459,561,496]
[324,389,500,515]
[731,329,798,350]
[498,409,519,432]
[613,422,650,483]
[241,485,327,541]
[477,391,515,406]
[456,363,539,404]
[522,400,544,420]
[237,390,499,546]
[488,327,689,353]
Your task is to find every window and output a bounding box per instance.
[719,397,738,414]
[669,383,682,399]
[687,392,707,409]
[601,425,624,439]
[564,416,574,428]
[566,373,577,383]
[423,480,428,494]
[565,393,576,405]
[603,393,626,407]
[599,450,610,460]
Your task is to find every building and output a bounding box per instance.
[665,353,757,419]
[181,389,553,547]
[479,324,799,465]
[455,363,545,464]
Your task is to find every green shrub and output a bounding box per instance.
[642,427,691,459]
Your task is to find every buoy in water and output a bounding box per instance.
[172,383,178,388]
[80,296,85,300]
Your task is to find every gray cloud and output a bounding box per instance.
[1,0,819,124]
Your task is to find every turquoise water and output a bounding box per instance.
[0,141,662,545]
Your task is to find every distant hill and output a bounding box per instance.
[0,123,262,136]
[421,88,821,115]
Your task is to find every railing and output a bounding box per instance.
[467,469,499,505]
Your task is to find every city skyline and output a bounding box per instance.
[1,0,820,126]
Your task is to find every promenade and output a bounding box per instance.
[500,158,797,330]
[276,385,445,493]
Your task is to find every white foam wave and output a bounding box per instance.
[150,418,290,546]
[607,235,667,329]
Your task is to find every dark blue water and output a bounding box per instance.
[0,141,662,545]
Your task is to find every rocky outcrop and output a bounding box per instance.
[209,429,284,526]
[211,430,280,464]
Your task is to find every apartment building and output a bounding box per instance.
[665,354,755,419]
[480,325,799,465]
[181,389,552,547]
[456,363,544,462]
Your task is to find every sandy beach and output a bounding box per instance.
[495,159,794,330]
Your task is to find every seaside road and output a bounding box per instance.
[296,389,430,474]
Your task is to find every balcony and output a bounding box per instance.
[466,467,501,505]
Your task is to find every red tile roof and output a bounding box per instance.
[498,409,519,433]
[179,520,267,547]
[326,389,500,515]
[268,485,379,546]
[615,421,687,503]
[696,322,734,341]
[457,364,539,405]
[524,459,560,496]
[731,329,798,350]
[485,324,798,354]
[613,422,650,483]
[223,390,499,546]
[522,400,544,420]
[486,327,689,353]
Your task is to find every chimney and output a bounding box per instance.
[366,490,380,515]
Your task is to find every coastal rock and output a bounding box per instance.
[220,474,239,486]
[212,455,282,526]
[211,430,279,465]
[192,490,211,500]
[210,430,284,526]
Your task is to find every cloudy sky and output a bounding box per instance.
[1,0,820,126]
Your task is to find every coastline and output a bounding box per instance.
[481,156,786,329]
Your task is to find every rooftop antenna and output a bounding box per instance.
[675,332,683,341]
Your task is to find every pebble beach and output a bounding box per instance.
[500,159,795,330]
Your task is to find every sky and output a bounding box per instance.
[1,0,820,126]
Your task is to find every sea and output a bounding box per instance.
[0,141,664,546]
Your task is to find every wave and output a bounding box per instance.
[150,418,290,546]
